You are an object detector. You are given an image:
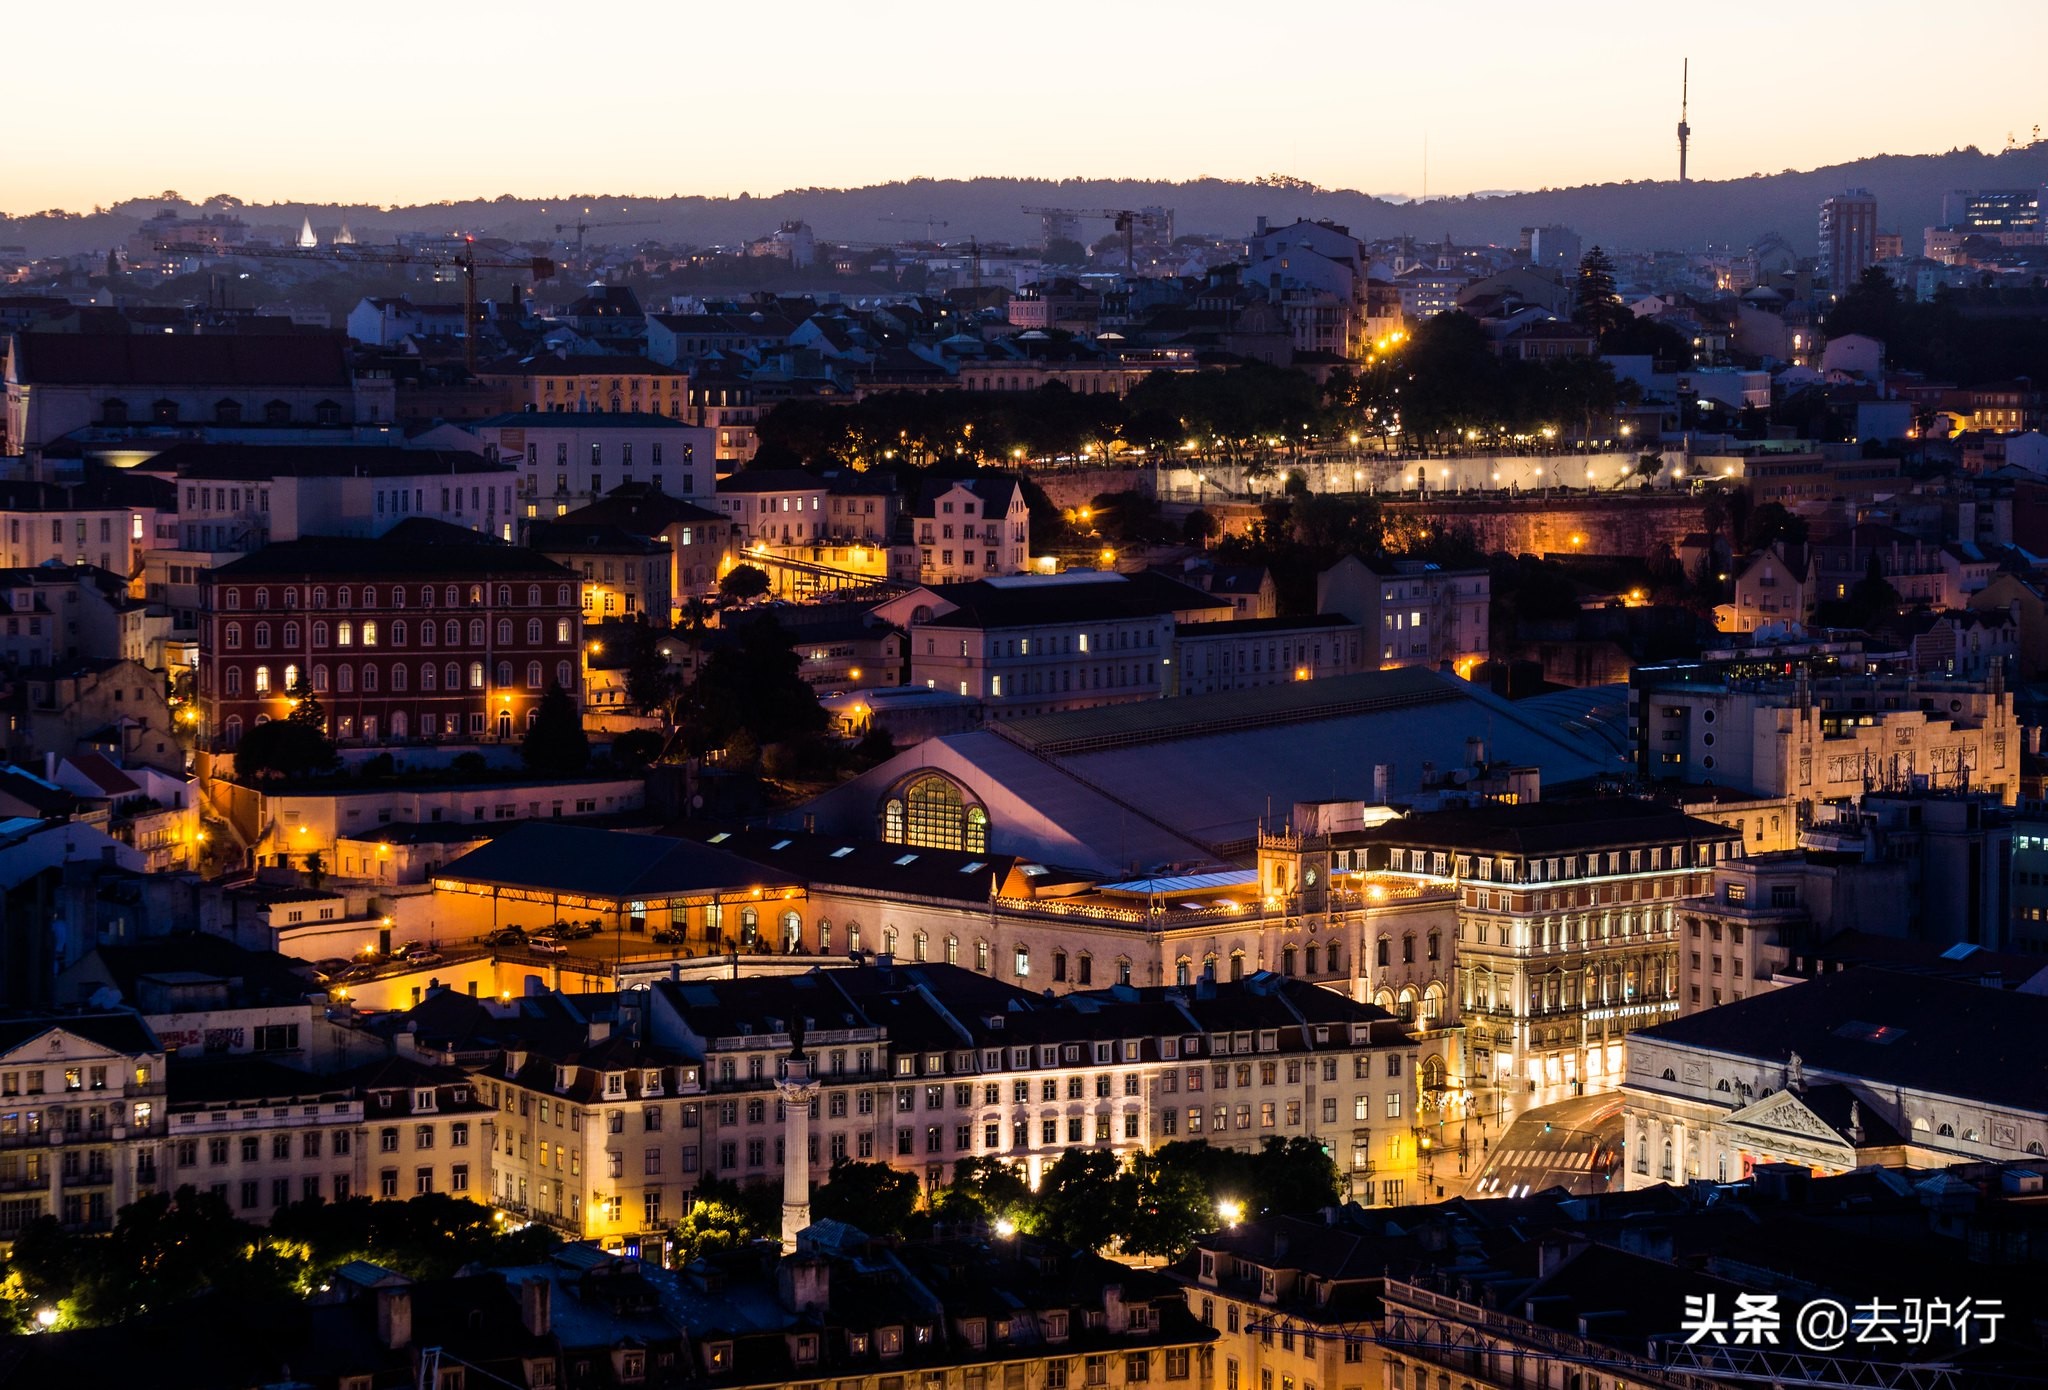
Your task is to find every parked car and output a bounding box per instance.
[404,950,447,968]
[484,927,527,947]
[392,942,431,961]
[308,957,351,982]
[528,937,569,956]
[338,962,381,983]
[652,927,688,946]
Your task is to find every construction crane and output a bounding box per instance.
[1020,206,1170,274]
[877,213,948,240]
[158,238,553,373]
[554,219,658,265]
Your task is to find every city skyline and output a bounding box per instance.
[14,0,2048,214]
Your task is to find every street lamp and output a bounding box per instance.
[1215,1198,1243,1227]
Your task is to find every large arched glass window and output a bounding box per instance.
[886,774,990,852]
[905,775,964,848]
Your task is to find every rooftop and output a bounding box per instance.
[9,332,352,387]
[918,571,1228,630]
[436,822,800,901]
[1349,798,1737,856]
[1633,967,2048,1113]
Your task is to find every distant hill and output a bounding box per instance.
[9,143,2048,261]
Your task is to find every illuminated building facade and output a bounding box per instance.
[198,526,581,752]
[1346,801,1740,1098]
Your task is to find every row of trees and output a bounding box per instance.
[0,1190,557,1331]
[231,679,593,781]
[1825,266,2048,387]
[750,323,1646,477]
[674,1138,1341,1265]
[4,1142,1337,1331]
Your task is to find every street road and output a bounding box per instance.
[1466,1093,1625,1198]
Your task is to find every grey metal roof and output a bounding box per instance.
[1633,967,2048,1114]
[436,822,797,902]
[1094,870,1258,895]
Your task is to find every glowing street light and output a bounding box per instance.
[994,1217,1017,1236]
[1216,1198,1244,1227]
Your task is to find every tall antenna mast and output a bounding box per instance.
[1677,59,1691,183]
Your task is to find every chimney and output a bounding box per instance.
[518,1275,552,1337]
[1372,764,1392,804]
[777,1255,831,1315]
[377,1286,413,1350]
[1256,216,1269,237]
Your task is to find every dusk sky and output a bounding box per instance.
[16,0,2048,212]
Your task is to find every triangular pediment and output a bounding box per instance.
[0,1025,98,1065]
[1724,1089,1854,1150]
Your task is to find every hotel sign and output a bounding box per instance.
[1583,1001,1681,1023]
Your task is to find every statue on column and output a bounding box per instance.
[777,1027,820,1253]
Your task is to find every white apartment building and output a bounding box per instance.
[0,488,157,578]
[163,1052,491,1221]
[0,1014,169,1237]
[880,571,1232,716]
[161,445,520,549]
[469,412,715,513]
[902,476,1031,583]
[1317,555,1489,675]
[1631,665,2020,815]
[1170,614,1367,696]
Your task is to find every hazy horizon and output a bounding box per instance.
[15,0,2047,216]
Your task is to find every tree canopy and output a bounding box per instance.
[1,1190,557,1331]
[719,564,771,602]
[679,616,827,757]
[519,685,590,775]
[232,717,338,781]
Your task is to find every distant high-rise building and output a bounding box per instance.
[1524,225,1583,273]
[1939,187,2044,234]
[1818,189,1878,291]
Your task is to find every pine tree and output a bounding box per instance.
[520,686,590,776]
[286,676,326,733]
[1572,246,1626,338]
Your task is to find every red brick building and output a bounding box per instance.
[199,524,581,750]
